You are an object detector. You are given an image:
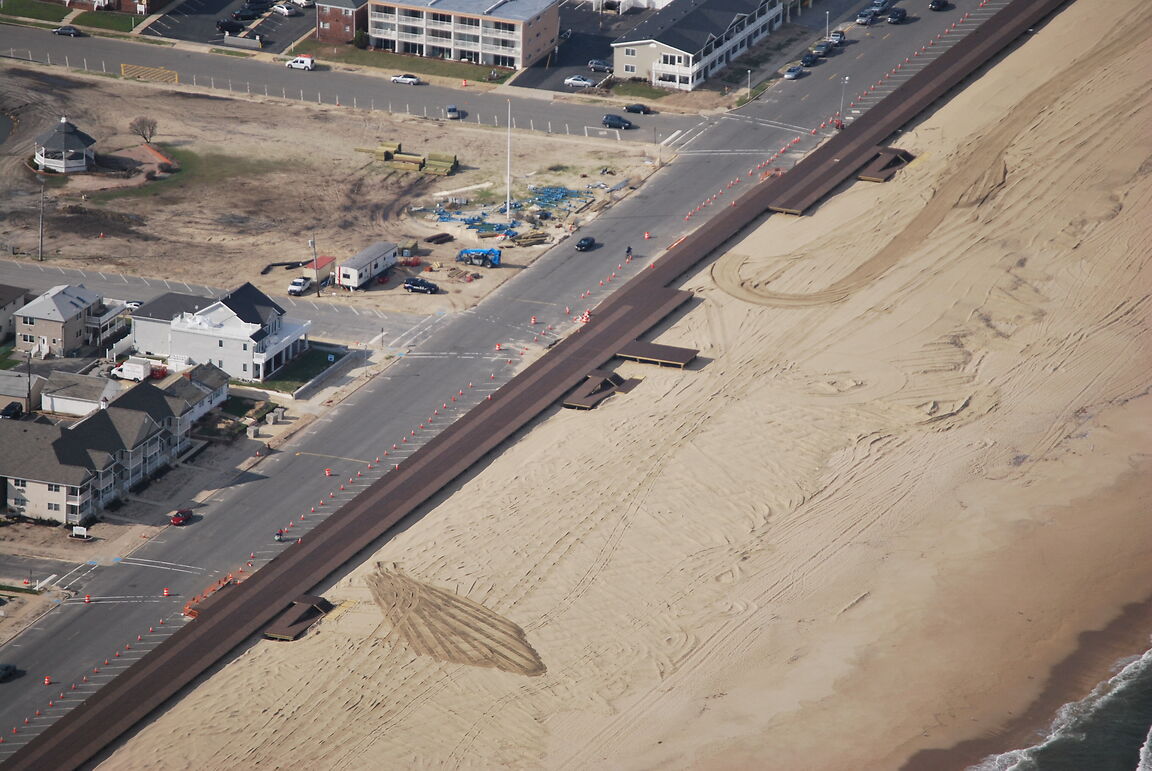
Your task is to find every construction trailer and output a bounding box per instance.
[335,242,398,290]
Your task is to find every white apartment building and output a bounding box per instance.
[612,0,784,90]
[367,0,560,69]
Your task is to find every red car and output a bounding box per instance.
[170,509,193,526]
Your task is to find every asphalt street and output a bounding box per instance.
[0,26,704,141]
[0,0,1005,752]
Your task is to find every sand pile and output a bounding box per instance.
[101,0,1152,767]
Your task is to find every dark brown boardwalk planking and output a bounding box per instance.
[3,2,1072,768]
[857,147,916,183]
[263,595,335,641]
[615,340,698,368]
[562,369,642,410]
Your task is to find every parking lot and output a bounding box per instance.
[141,0,315,54]
[512,3,653,92]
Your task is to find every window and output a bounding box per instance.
[218,340,224,347]
[47,483,62,492]
[67,504,78,515]
[22,316,34,325]
[320,21,330,29]
[623,64,636,73]
[243,363,248,372]
[52,338,57,345]
[69,486,80,496]
[492,21,514,32]
[47,503,61,512]
[242,343,248,351]
[13,479,27,488]
[218,360,224,367]
[21,334,33,343]
[624,47,636,56]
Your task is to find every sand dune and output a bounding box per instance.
[102,0,1152,767]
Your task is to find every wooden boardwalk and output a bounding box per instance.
[4,2,1072,767]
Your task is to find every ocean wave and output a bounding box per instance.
[970,644,1152,771]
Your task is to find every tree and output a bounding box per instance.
[129,116,158,144]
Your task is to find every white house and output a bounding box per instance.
[612,0,785,91]
[132,284,309,382]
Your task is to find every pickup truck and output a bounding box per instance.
[288,276,312,295]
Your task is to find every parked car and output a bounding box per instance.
[290,0,314,6]
[928,0,948,9]
[0,664,19,683]
[231,8,262,21]
[784,65,805,80]
[272,3,300,14]
[564,75,595,88]
[588,59,613,73]
[870,0,893,11]
[288,276,312,295]
[887,7,907,23]
[124,300,143,311]
[445,104,460,120]
[0,402,23,420]
[243,0,275,8]
[216,18,245,33]
[800,52,820,67]
[403,277,439,294]
[811,40,835,57]
[828,29,846,45]
[286,55,315,70]
[390,73,421,85]
[574,236,596,251]
[602,114,633,130]
[170,509,193,526]
[624,103,651,114]
[856,8,877,24]
[52,25,83,36]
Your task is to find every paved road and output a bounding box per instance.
[0,27,704,142]
[0,0,1008,754]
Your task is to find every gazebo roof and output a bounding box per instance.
[35,117,97,152]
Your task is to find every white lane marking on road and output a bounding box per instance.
[660,129,682,146]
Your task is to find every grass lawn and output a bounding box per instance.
[0,343,20,371]
[86,144,279,203]
[610,81,671,101]
[71,10,145,32]
[0,0,69,22]
[220,395,279,419]
[289,40,511,84]
[258,347,346,393]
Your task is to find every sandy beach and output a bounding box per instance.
[101,0,1152,767]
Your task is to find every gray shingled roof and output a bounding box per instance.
[0,421,95,485]
[186,363,230,390]
[42,371,117,403]
[134,292,212,322]
[0,371,45,400]
[0,283,28,308]
[20,284,101,322]
[219,283,283,328]
[614,0,763,55]
[34,117,97,153]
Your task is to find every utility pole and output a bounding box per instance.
[309,237,321,297]
[37,178,45,262]
[505,99,512,224]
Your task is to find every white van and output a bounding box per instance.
[286,55,315,71]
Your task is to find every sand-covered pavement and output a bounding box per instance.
[101,0,1152,767]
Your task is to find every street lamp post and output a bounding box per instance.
[840,76,849,122]
[825,10,830,41]
[747,69,752,99]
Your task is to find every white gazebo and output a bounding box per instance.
[34,116,96,173]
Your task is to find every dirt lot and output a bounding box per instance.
[0,65,655,312]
